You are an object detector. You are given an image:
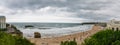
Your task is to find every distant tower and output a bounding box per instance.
[0,16,6,29]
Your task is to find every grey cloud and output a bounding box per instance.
[77,13,113,21]
[0,0,119,22]
[1,0,111,10]
[2,0,67,9]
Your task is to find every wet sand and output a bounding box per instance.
[29,25,102,45]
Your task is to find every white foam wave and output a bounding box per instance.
[19,25,93,38]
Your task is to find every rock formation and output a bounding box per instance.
[34,32,41,38]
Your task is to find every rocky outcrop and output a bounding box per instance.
[6,23,23,37]
[34,32,41,38]
[25,25,34,28]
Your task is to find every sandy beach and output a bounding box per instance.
[29,25,102,45]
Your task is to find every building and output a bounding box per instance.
[0,16,6,29]
[106,19,120,31]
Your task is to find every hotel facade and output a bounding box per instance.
[106,19,120,30]
[0,16,6,29]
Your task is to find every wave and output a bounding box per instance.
[19,25,93,38]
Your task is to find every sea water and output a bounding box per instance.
[9,23,93,38]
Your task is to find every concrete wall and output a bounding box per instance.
[0,16,6,29]
[106,20,120,30]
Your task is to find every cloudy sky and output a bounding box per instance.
[0,0,120,23]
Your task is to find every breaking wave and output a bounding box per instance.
[18,25,93,38]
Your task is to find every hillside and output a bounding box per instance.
[0,31,34,45]
[82,29,120,45]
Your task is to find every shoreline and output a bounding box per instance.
[29,25,102,45]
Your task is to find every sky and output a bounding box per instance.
[0,0,120,23]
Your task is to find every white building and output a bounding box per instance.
[106,19,120,30]
[0,16,6,29]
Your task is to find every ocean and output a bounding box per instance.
[9,23,93,38]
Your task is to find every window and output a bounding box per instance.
[116,28,119,31]
[112,28,114,30]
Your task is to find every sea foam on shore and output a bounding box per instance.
[18,25,93,38]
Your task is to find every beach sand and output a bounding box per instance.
[29,25,102,45]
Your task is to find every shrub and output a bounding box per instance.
[112,40,120,45]
[82,29,120,45]
[0,31,34,45]
[60,40,77,45]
